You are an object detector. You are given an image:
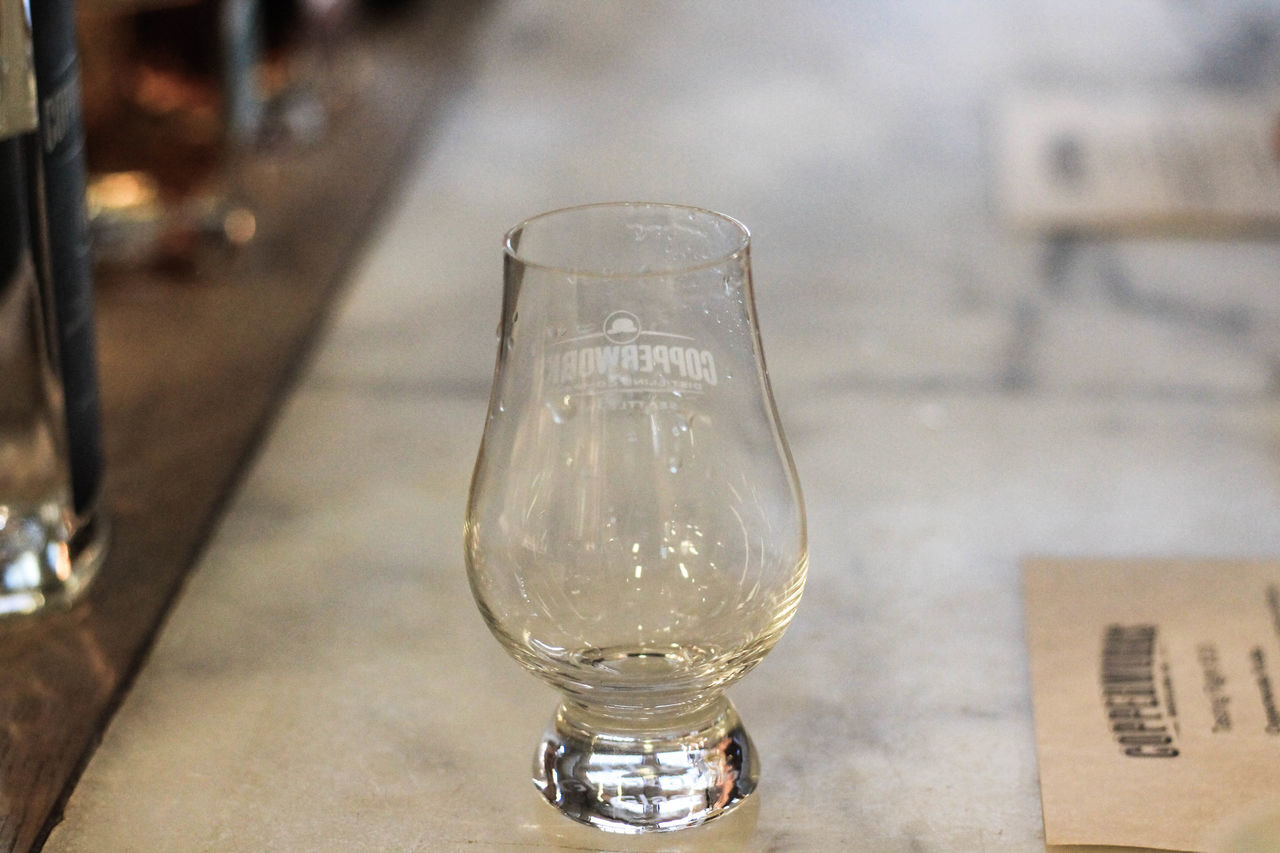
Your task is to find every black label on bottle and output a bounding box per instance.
[0,139,30,289]
[30,0,103,516]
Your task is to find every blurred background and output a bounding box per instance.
[78,0,1280,419]
[80,0,1280,414]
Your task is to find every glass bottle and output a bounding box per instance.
[0,0,106,616]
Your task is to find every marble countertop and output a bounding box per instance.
[44,1,1280,850]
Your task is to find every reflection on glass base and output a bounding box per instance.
[0,510,108,618]
[533,695,757,834]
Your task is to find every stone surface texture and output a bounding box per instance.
[45,1,1280,850]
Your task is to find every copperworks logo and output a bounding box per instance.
[603,310,641,344]
[544,309,720,394]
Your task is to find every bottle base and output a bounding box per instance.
[0,510,107,618]
[532,695,758,834]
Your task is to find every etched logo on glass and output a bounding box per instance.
[603,310,641,344]
[544,312,719,396]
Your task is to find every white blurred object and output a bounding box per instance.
[996,90,1280,235]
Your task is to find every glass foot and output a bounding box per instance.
[533,696,758,833]
[0,511,107,618]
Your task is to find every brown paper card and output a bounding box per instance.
[1023,558,1280,852]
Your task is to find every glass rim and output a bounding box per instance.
[504,201,751,278]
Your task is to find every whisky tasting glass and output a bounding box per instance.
[465,202,807,833]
